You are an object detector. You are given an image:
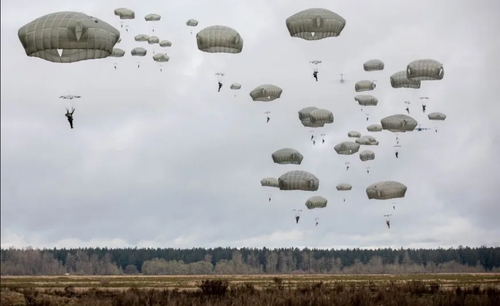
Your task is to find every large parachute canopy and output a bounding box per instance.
[367,124,382,132]
[366,181,407,200]
[131,47,147,56]
[18,12,120,63]
[355,80,376,92]
[144,14,161,21]
[278,170,319,191]
[261,177,279,188]
[272,148,304,165]
[356,136,379,146]
[230,83,242,90]
[186,19,199,26]
[110,48,125,57]
[153,53,169,62]
[148,36,160,44]
[250,84,283,102]
[114,8,135,19]
[359,150,375,161]
[159,40,172,47]
[334,141,360,155]
[428,112,447,121]
[196,25,243,53]
[134,34,150,42]
[390,71,421,89]
[355,95,378,106]
[407,59,444,81]
[381,114,418,132]
[310,109,334,124]
[348,131,361,138]
[363,59,384,71]
[305,196,328,209]
[285,8,346,41]
[336,183,352,191]
[298,106,318,121]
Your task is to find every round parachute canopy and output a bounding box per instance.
[131,47,147,56]
[110,48,125,57]
[363,59,384,71]
[334,141,360,155]
[148,36,160,44]
[356,136,379,146]
[359,150,375,161]
[301,118,324,128]
[355,95,378,106]
[186,19,199,27]
[366,181,407,200]
[114,8,135,19]
[381,114,418,132]
[272,148,304,165]
[285,8,346,41]
[336,183,352,191]
[298,106,318,121]
[249,84,283,102]
[310,109,334,124]
[407,59,444,81]
[428,112,447,121]
[159,40,172,47]
[355,80,376,92]
[367,124,382,132]
[348,131,361,138]
[144,14,161,21]
[278,170,319,191]
[18,11,120,63]
[390,71,421,89]
[230,83,242,90]
[261,177,279,188]
[196,25,243,53]
[305,196,328,209]
[134,34,150,42]
[153,53,169,62]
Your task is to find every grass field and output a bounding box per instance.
[2,274,500,305]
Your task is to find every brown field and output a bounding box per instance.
[2,274,500,305]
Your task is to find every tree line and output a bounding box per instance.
[1,246,499,275]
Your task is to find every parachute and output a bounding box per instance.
[230,83,242,90]
[131,47,147,56]
[367,124,382,132]
[278,170,319,191]
[110,48,125,57]
[390,71,421,89]
[261,177,279,188]
[298,107,319,121]
[334,141,360,155]
[18,12,120,63]
[309,109,334,124]
[359,150,375,161]
[285,8,346,41]
[366,181,407,200]
[144,14,161,21]
[428,112,446,121]
[134,34,150,42]
[355,80,376,92]
[186,19,199,26]
[148,36,160,44]
[272,148,304,165]
[159,40,172,47]
[305,196,328,209]
[356,136,379,146]
[114,8,135,19]
[407,59,444,81]
[348,131,361,138]
[250,84,283,102]
[301,118,325,128]
[153,53,169,62]
[336,183,352,191]
[363,59,384,71]
[381,114,418,132]
[355,95,378,106]
[196,25,243,54]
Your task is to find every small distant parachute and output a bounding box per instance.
[148,36,160,44]
[428,112,446,121]
[310,109,334,124]
[110,48,125,57]
[285,8,346,41]
[381,114,418,132]
[159,40,172,47]
[114,8,135,19]
[355,95,378,106]
[359,150,375,161]
[390,71,421,89]
[355,80,376,92]
[367,124,382,132]
[230,83,242,90]
[334,141,360,155]
[336,183,352,191]
[298,106,319,121]
[144,14,161,21]
[278,170,319,191]
[356,136,379,146]
[186,19,199,26]
[18,12,120,63]
[131,47,147,56]
[363,59,384,72]
[305,196,328,209]
[272,148,304,165]
[348,131,361,138]
[153,53,169,62]
[196,25,243,53]
[261,177,279,188]
[250,84,283,102]
[407,59,444,81]
[134,34,150,42]
[366,181,407,200]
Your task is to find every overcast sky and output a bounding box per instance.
[2,0,500,251]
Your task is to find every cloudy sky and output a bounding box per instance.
[2,0,500,250]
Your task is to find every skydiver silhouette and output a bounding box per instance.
[315,221,319,226]
[295,215,300,224]
[435,129,438,133]
[267,117,270,123]
[422,104,427,113]
[395,151,399,158]
[160,68,162,72]
[218,82,223,92]
[313,71,318,82]
[346,166,349,171]
[114,65,117,70]
[393,206,396,210]
[406,107,410,114]
[65,107,75,129]
[138,64,140,68]
[311,135,314,140]
[367,169,370,174]
[366,117,369,121]
[386,220,391,229]
[313,140,316,145]
[343,199,346,202]
[269,197,271,202]
[322,139,325,144]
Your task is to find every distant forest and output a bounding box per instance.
[1,246,499,276]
